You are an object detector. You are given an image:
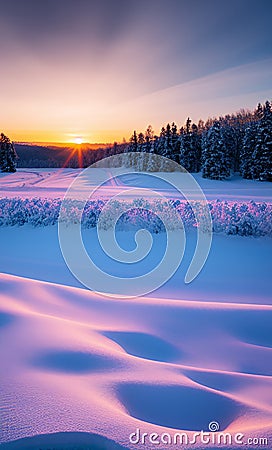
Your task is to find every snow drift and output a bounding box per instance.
[0,273,272,449]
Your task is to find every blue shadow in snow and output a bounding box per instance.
[103,331,182,363]
[0,431,129,449]
[32,350,117,374]
[117,383,242,431]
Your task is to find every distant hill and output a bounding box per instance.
[15,142,111,149]
[15,142,127,168]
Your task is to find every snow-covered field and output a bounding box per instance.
[0,169,272,449]
[0,168,272,202]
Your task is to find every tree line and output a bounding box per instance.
[1,100,271,179]
[127,100,272,181]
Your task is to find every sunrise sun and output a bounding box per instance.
[73,137,83,145]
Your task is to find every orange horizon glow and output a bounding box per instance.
[0,2,271,149]
[2,61,271,146]
[4,129,129,145]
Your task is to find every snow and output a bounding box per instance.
[0,168,271,202]
[0,169,271,236]
[0,269,272,449]
[0,432,127,450]
[0,227,271,304]
[0,168,272,449]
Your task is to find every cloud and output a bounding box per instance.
[106,58,272,130]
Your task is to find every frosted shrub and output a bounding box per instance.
[0,197,271,237]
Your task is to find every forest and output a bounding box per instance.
[1,100,271,181]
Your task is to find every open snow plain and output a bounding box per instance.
[0,168,272,202]
[0,169,272,449]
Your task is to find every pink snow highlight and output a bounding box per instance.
[0,273,272,448]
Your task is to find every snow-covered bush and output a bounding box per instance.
[0,197,271,237]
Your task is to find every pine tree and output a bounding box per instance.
[128,131,138,152]
[171,122,180,163]
[220,122,237,172]
[163,123,172,158]
[252,101,272,181]
[147,137,155,171]
[180,131,192,171]
[137,132,145,170]
[143,125,154,153]
[126,131,138,167]
[137,132,145,148]
[197,119,205,133]
[180,118,190,170]
[152,135,159,155]
[179,118,200,172]
[142,126,153,170]
[185,117,191,134]
[202,121,231,180]
[191,123,202,172]
[240,122,258,179]
[233,113,245,172]
[157,127,166,156]
[0,133,17,172]
[254,103,263,121]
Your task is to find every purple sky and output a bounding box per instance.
[0,0,271,142]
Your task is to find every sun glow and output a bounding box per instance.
[73,137,84,145]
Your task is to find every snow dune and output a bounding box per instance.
[0,273,272,448]
[0,432,128,450]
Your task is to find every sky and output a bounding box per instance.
[0,0,271,143]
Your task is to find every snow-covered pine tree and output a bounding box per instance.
[154,135,160,152]
[185,117,191,135]
[163,123,172,159]
[157,127,166,157]
[180,131,191,171]
[180,118,189,170]
[137,132,145,148]
[233,112,247,172]
[197,119,205,134]
[137,132,145,170]
[240,122,258,179]
[180,118,200,172]
[252,101,272,181]
[143,125,154,153]
[254,103,263,121]
[125,131,138,167]
[171,122,180,163]
[128,130,138,152]
[202,121,231,180]
[201,130,208,169]
[220,121,237,172]
[190,123,202,172]
[0,133,17,172]
[143,125,155,171]
[148,137,157,170]
[149,135,162,170]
